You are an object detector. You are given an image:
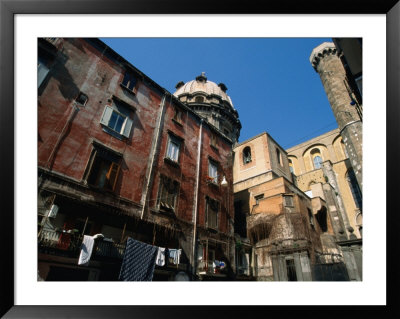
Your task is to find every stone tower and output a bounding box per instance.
[173,72,241,144]
[310,42,362,189]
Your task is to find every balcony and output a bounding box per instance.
[38,229,82,258]
[92,239,125,260]
[38,230,185,269]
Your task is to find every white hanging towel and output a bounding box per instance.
[78,235,95,266]
[156,247,166,266]
[169,249,182,265]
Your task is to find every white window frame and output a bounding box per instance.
[100,103,133,138]
[166,135,181,162]
[208,160,218,184]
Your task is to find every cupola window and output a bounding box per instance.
[195,96,204,103]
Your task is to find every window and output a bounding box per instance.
[210,133,218,148]
[286,259,297,281]
[76,92,88,106]
[195,96,204,103]
[166,135,181,163]
[208,160,218,184]
[288,159,294,174]
[284,195,294,207]
[157,176,180,212]
[38,57,50,88]
[276,148,282,166]
[121,71,137,91]
[100,100,133,138]
[243,146,252,164]
[255,194,264,205]
[173,107,182,124]
[206,197,219,229]
[346,168,362,210]
[313,156,323,169]
[86,145,122,192]
[311,148,323,169]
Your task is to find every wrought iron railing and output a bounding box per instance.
[93,240,125,260]
[38,229,82,256]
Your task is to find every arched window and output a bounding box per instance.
[347,168,362,210]
[243,146,252,164]
[310,148,323,169]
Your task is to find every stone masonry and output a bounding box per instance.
[310,43,362,189]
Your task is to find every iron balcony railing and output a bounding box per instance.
[38,230,184,266]
[38,229,82,257]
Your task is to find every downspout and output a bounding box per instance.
[140,93,167,219]
[192,119,203,276]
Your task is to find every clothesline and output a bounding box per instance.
[77,235,182,281]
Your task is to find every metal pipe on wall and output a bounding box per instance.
[191,119,203,276]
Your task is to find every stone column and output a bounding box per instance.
[300,252,313,281]
[293,252,304,281]
[310,42,362,189]
[277,256,288,281]
[271,255,280,281]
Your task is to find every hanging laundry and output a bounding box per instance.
[119,237,158,281]
[78,235,95,266]
[156,247,166,266]
[168,249,182,265]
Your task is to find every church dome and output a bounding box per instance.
[173,72,241,143]
[173,72,235,110]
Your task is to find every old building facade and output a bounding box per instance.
[233,133,347,281]
[37,38,362,282]
[38,38,238,281]
[286,129,362,280]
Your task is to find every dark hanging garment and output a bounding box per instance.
[119,237,158,281]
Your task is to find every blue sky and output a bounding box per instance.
[100,38,337,149]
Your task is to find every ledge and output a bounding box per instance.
[172,118,183,127]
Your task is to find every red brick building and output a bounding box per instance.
[37,38,240,281]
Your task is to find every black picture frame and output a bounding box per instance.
[1,0,398,317]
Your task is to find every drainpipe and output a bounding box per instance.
[140,93,167,219]
[192,119,203,276]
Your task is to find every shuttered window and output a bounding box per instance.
[100,100,133,139]
[157,176,179,212]
[206,197,219,229]
[86,146,122,192]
